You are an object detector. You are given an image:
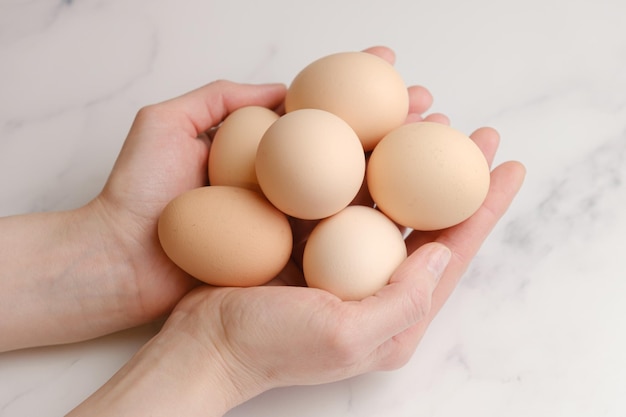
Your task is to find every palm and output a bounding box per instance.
[90,47,518,329]
[93,81,287,323]
[181,142,524,387]
[97,109,210,319]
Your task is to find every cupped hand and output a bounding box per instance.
[89,81,286,324]
[69,122,524,417]
[68,47,525,416]
[87,46,441,328]
[159,127,524,397]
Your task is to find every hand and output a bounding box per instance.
[70,135,524,417]
[178,48,522,388]
[88,81,287,324]
[166,127,525,392]
[68,47,526,415]
[0,80,286,351]
[0,45,444,351]
[83,46,444,328]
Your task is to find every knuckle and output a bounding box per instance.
[134,103,164,125]
[208,79,232,88]
[383,346,414,370]
[376,336,421,372]
[324,319,366,367]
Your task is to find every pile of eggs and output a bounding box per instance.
[157,51,491,300]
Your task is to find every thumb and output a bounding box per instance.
[389,241,451,288]
[386,242,451,321]
[357,242,452,345]
[157,81,287,137]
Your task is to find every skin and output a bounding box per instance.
[0,47,525,416]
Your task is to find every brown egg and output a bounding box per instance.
[157,186,292,286]
[367,122,490,231]
[255,108,365,220]
[302,205,407,301]
[285,51,409,151]
[208,106,280,192]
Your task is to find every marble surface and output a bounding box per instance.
[1,0,625,415]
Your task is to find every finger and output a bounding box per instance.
[353,242,451,348]
[423,113,450,125]
[435,161,526,276]
[407,85,434,115]
[408,161,526,315]
[403,125,505,249]
[405,113,424,124]
[378,161,524,368]
[469,126,500,168]
[155,80,287,138]
[369,313,429,371]
[405,112,450,125]
[405,160,525,254]
[362,45,396,64]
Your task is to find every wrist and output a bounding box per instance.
[159,290,272,408]
[89,188,201,325]
[0,206,136,351]
[70,201,146,329]
[68,300,267,417]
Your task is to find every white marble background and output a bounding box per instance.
[1,0,625,416]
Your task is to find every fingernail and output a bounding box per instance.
[426,244,451,283]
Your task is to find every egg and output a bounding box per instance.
[284,51,409,151]
[302,205,407,301]
[255,108,365,220]
[208,106,280,191]
[367,122,490,231]
[158,50,496,293]
[157,185,292,286]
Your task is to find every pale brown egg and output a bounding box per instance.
[208,106,280,191]
[255,108,365,220]
[284,51,409,151]
[157,185,292,286]
[367,122,490,231]
[302,205,407,301]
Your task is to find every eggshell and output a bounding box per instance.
[208,106,280,191]
[157,185,292,286]
[302,205,407,301]
[255,108,365,220]
[367,122,490,231]
[285,51,409,151]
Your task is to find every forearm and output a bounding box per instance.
[0,205,136,351]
